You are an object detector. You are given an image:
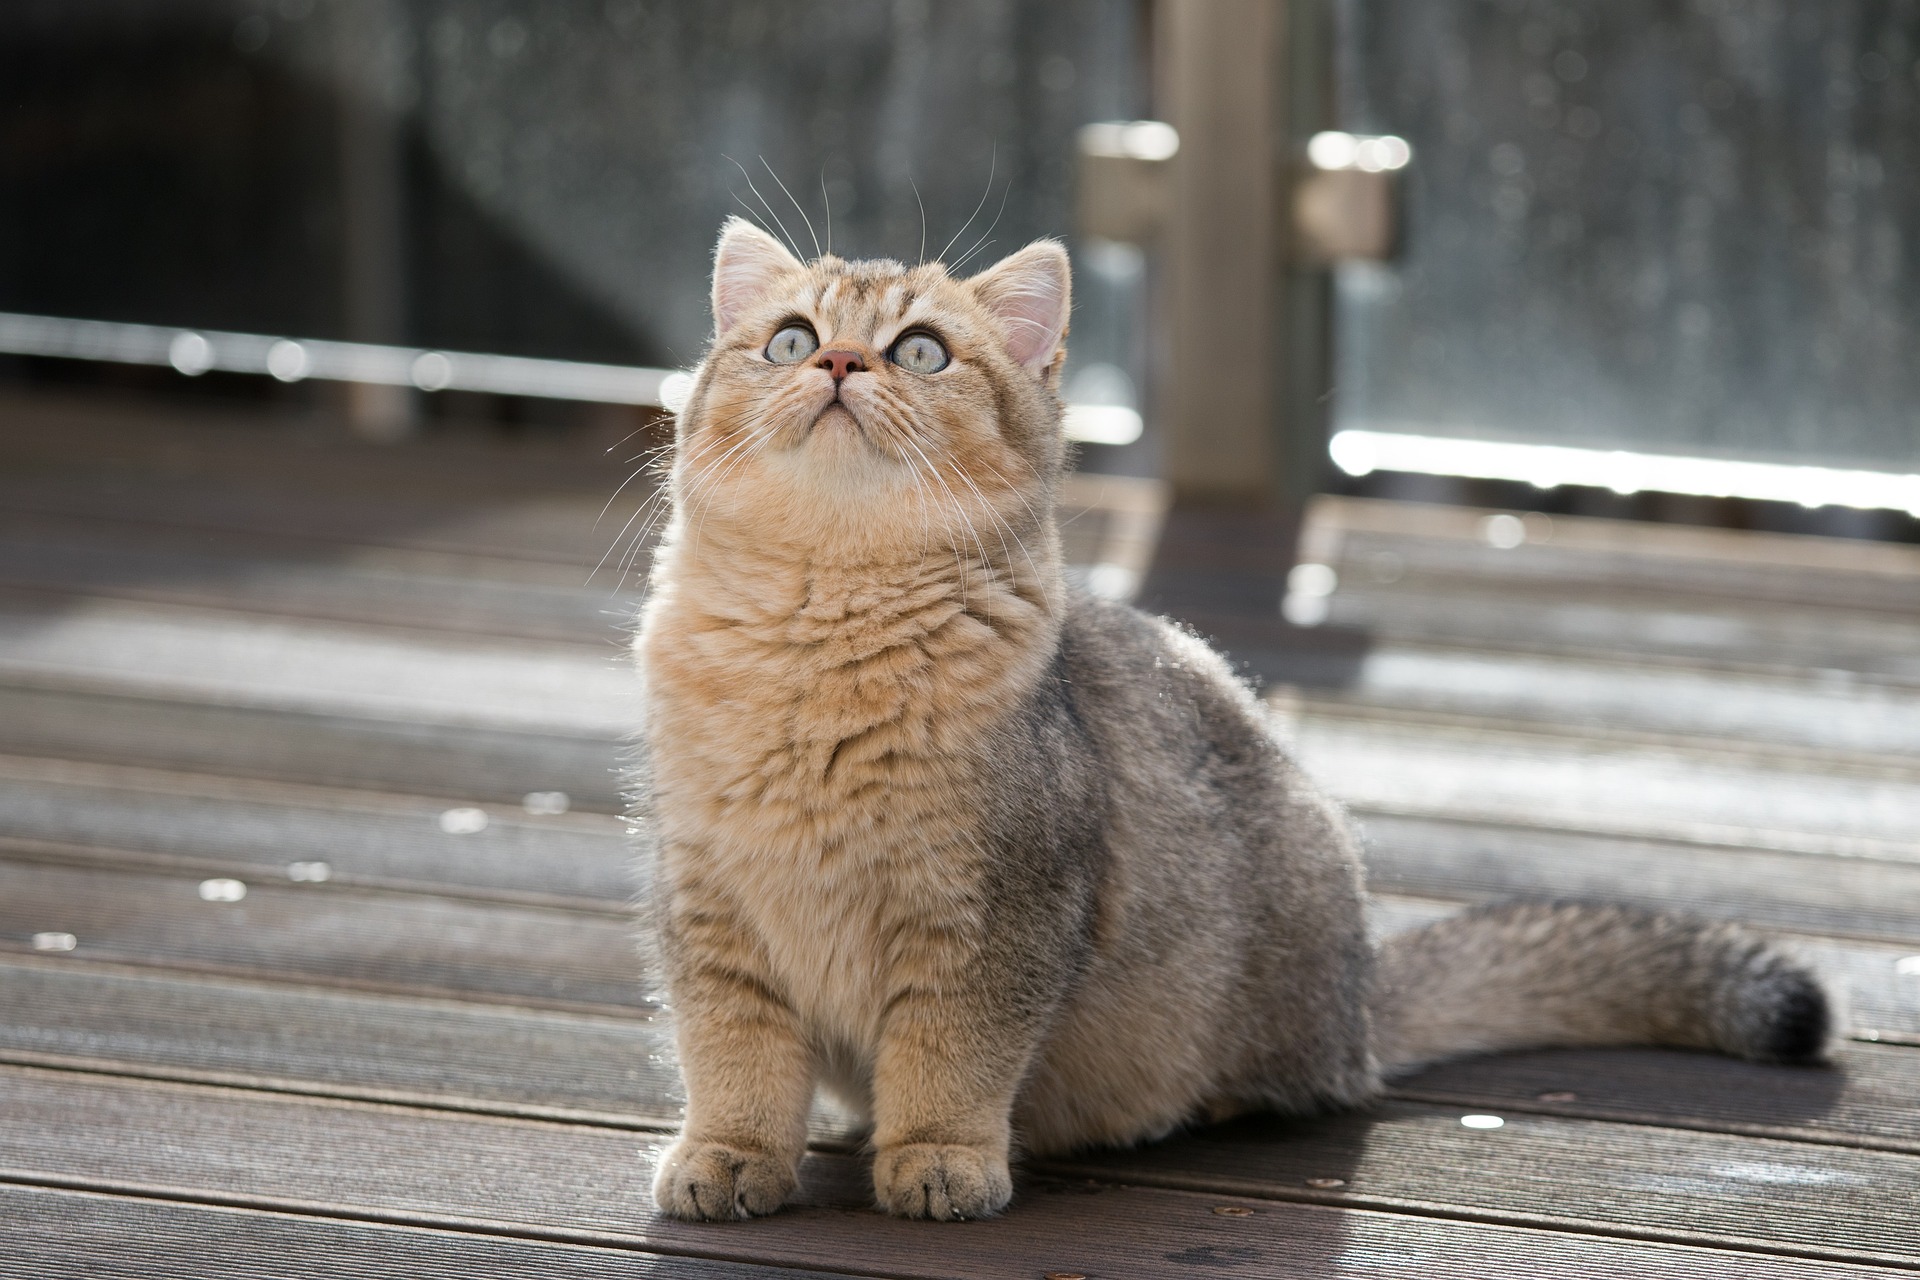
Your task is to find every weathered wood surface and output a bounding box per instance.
[0,858,644,1012]
[1360,813,1920,944]
[0,756,631,903]
[1390,1043,1920,1156]
[0,682,624,810]
[0,1185,848,1280]
[7,852,1916,1037]
[5,403,1920,1274]
[15,1189,1889,1280]
[6,1066,1915,1279]
[8,953,1920,1157]
[5,753,1912,943]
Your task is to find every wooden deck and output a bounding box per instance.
[4,389,1919,1278]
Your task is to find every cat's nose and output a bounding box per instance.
[815,349,867,382]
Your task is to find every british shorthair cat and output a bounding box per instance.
[631,218,1829,1222]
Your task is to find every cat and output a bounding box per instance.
[631,216,1831,1223]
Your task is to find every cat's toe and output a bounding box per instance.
[652,1139,797,1221]
[873,1143,1012,1220]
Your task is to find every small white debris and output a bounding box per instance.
[31,932,77,952]
[198,878,247,903]
[1895,955,1920,976]
[1460,1114,1505,1130]
[438,807,490,835]
[522,791,571,816]
[287,861,333,882]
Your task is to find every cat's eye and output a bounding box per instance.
[888,330,950,375]
[765,324,819,365]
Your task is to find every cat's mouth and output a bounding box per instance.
[810,401,864,437]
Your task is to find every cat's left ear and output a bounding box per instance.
[969,240,1071,381]
[712,217,805,336]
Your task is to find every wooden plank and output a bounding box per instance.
[0,602,631,734]
[0,390,637,503]
[1,1066,1906,1279]
[0,1184,833,1280]
[1294,714,1920,863]
[7,953,1920,1159]
[0,470,637,569]
[1318,576,1920,684]
[1389,1043,1920,1156]
[1322,645,1920,761]
[1361,813,1920,945]
[1046,1097,1920,1268]
[1301,497,1920,680]
[0,528,638,645]
[1307,495,1920,597]
[0,683,623,810]
[0,955,676,1123]
[0,859,646,1013]
[0,756,631,903]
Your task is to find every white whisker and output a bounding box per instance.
[762,156,820,260]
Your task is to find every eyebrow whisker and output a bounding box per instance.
[762,156,821,259]
[937,142,997,264]
[724,154,804,258]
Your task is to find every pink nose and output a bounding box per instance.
[816,349,867,381]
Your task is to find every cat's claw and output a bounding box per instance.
[652,1139,797,1221]
[873,1143,1013,1220]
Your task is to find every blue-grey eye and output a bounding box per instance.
[888,330,950,375]
[765,324,818,364]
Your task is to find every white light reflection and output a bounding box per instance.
[1078,120,1180,162]
[1331,429,1920,517]
[266,340,311,382]
[168,331,212,376]
[1062,404,1144,446]
[1308,132,1412,172]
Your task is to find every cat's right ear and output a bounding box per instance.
[712,218,804,336]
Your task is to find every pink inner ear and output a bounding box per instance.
[974,244,1071,372]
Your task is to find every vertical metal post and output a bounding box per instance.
[1155,0,1285,505]
[335,0,415,440]
[1137,0,1364,686]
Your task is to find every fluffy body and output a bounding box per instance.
[633,220,1831,1223]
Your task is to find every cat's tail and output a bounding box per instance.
[1371,901,1833,1077]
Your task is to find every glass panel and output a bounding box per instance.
[1335,0,1920,474]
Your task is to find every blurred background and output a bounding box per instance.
[6,0,1920,542]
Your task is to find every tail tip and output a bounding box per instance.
[1743,965,1832,1065]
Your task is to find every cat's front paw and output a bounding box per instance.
[873,1143,1012,1220]
[652,1139,797,1221]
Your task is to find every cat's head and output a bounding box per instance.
[670,217,1071,559]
